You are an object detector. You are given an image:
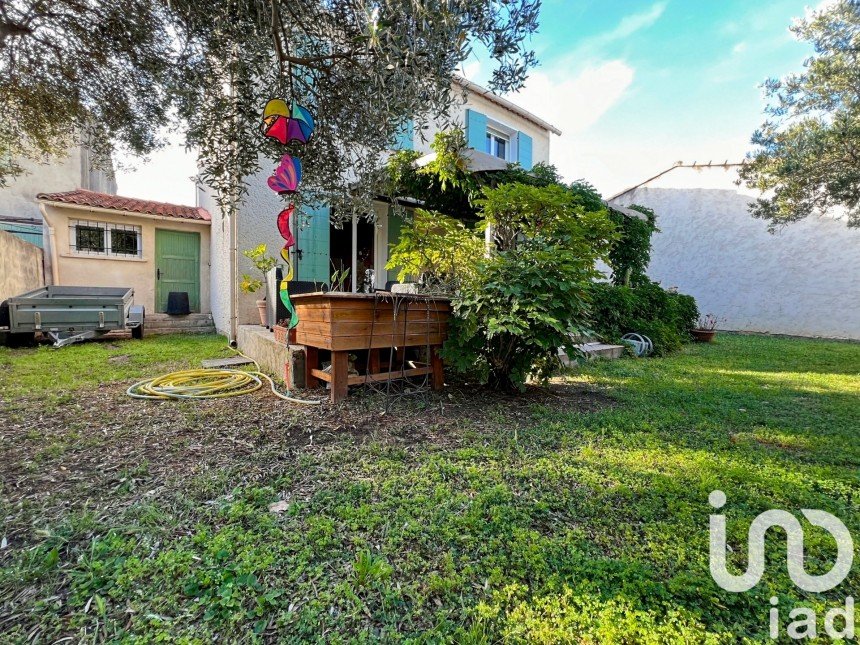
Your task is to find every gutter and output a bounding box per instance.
[38,203,60,286]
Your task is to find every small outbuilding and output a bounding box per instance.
[36,190,212,316]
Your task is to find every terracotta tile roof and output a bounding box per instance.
[36,189,211,222]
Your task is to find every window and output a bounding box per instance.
[69,220,142,257]
[485,128,509,160]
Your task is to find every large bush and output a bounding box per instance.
[589,281,698,355]
[442,183,617,391]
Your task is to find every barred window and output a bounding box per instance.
[69,220,142,257]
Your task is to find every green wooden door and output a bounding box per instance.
[155,229,200,312]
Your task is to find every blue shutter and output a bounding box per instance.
[517,132,533,170]
[394,119,414,150]
[465,109,488,150]
[297,203,330,284]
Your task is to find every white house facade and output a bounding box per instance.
[203,78,561,337]
[609,163,860,340]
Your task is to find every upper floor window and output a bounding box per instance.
[70,219,142,258]
[485,128,509,160]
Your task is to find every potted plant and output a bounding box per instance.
[692,313,723,342]
[240,244,277,326]
[273,318,290,345]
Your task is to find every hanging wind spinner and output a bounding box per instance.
[260,97,316,331]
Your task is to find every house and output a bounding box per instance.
[13,80,556,339]
[201,77,562,338]
[35,190,212,322]
[609,162,860,340]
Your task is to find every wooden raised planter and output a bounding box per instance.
[291,292,451,402]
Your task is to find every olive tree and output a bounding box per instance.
[1,0,541,220]
[739,0,860,229]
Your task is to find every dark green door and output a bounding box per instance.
[155,229,200,312]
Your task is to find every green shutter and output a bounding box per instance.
[386,208,405,282]
[465,109,487,150]
[517,132,533,170]
[297,203,330,284]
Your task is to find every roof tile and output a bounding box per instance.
[36,189,211,222]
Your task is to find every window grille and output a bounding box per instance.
[69,220,142,257]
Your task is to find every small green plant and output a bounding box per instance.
[240,244,277,295]
[352,549,392,587]
[329,263,350,292]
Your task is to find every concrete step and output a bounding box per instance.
[145,313,216,336]
[558,342,626,366]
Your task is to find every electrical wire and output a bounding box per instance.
[126,348,321,405]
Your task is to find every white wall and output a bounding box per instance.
[0,144,116,223]
[611,166,860,340]
[203,164,292,334]
[414,88,552,165]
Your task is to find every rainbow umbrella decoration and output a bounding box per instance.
[261,99,315,145]
[286,102,315,144]
[267,154,302,195]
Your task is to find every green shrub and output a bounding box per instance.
[443,183,617,391]
[385,208,483,290]
[589,281,698,355]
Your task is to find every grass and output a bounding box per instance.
[0,334,231,405]
[0,333,858,642]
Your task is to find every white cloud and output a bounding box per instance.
[510,60,635,189]
[571,1,668,58]
[605,2,668,42]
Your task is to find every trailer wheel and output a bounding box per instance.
[132,322,144,340]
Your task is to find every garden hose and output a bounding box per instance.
[126,349,321,405]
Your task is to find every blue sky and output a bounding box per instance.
[116,0,815,204]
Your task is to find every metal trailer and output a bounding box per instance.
[1,286,145,347]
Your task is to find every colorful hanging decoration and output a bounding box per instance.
[261,99,316,145]
[267,153,302,195]
[277,206,296,249]
[286,102,315,143]
[260,97,315,331]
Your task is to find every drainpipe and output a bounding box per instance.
[229,207,238,347]
[227,45,239,348]
[39,203,60,285]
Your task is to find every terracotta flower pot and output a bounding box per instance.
[691,329,716,343]
[255,299,267,326]
[273,324,288,345]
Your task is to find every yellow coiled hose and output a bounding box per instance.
[126,350,320,405]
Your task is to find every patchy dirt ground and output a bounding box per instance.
[1,379,614,551]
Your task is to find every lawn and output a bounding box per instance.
[1,334,858,642]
